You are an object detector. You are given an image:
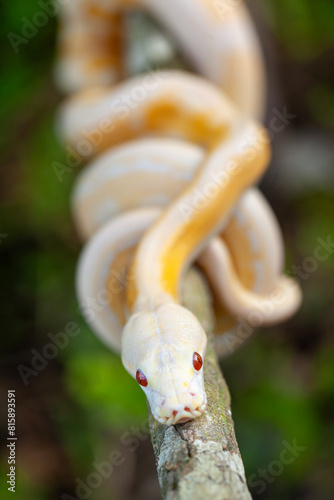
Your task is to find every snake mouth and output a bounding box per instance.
[177,416,192,424]
[155,401,206,426]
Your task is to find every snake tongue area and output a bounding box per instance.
[157,400,207,425]
[177,417,191,424]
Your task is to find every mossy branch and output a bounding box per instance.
[148,268,252,500]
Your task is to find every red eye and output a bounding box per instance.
[193,352,203,371]
[136,369,148,387]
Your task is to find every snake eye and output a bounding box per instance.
[136,369,148,387]
[193,352,203,371]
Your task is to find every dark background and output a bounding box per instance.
[1,1,334,499]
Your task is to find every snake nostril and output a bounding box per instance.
[184,407,191,413]
[190,392,195,397]
[172,410,178,418]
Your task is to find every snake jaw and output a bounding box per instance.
[144,372,207,425]
[148,370,208,426]
[153,395,207,426]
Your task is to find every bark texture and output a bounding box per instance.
[148,268,252,500]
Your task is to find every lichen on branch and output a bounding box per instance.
[148,268,252,499]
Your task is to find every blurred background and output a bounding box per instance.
[1,1,334,499]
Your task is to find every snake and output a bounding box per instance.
[55,0,302,426]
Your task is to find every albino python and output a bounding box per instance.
[55,0,301,425]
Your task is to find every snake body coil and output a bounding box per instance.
[56,0,301,425]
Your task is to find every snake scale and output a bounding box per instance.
[55,0,301,425]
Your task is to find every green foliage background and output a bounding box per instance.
[0,1,334,499]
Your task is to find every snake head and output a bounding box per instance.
[122,303,207,425]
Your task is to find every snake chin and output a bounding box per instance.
[153,393,207,426]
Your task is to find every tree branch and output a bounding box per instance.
[148,268,252,499]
